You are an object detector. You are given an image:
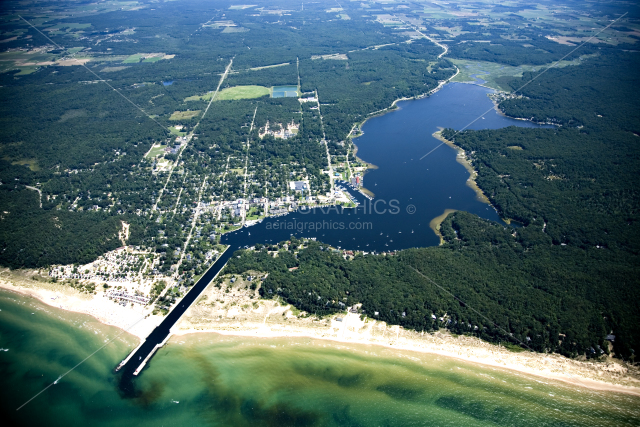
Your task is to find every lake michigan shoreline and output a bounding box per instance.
[2,277,639,397]
[173,316,640,397]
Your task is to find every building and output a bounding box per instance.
[289,181,308,192]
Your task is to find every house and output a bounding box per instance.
[289,181,307,192]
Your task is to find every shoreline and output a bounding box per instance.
[353,67,459,135]
[432,129,491,204]
[348,65,460,171]
[429,208,457,245]
[0,270,161,340]
[2,272,639,396]
[174,327,640,397]
[172,274,640,396]
[173,314,640,397]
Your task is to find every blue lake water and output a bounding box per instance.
[272,85,299,98]
[222,82,549,252]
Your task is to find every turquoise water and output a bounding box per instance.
[272,85,298,98]
[2,290,640,426]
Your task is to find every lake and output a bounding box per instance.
[222,82,549,252]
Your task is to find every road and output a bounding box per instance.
[315,90,335,195]
[152,58,234,212]
[397,17,449,59]
[173,177,208,278]
[241,106,258,225]
[25,185,42,208]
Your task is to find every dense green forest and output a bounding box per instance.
[226,49,640,359]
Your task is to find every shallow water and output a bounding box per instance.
[2,291,640,426]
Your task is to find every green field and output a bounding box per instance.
[184,92,213,102]
[169,110,201,121]
[169,126,187,136]
[44,23,91,32]
[215,85,271,101]
[222,26,249,33]
[7,158,40,171]
[144,145,168,159]
[123,54,144,63]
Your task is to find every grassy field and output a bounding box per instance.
[222,26,249,33]
[123,54,144,64]
[169,111,201,121]
[169,126,187,136]
[216,85,270,101]
[144,145,168,159]
[7,158,40,171]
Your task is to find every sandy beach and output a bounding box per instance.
[0,268,162,340]
[174,272,640,396]
[2,268,639,397]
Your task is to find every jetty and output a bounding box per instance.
[116,245,236,380]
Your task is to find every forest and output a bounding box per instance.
[226,50,640,360]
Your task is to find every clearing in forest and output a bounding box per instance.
[185,85,270,102]
[169,110,201,121]
[216,85,271,101]
[145,144,168,159]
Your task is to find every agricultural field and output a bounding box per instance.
[43,22,90,36]
[123,54,145,63]
[169,110,201,121]
[216,85,271,101]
